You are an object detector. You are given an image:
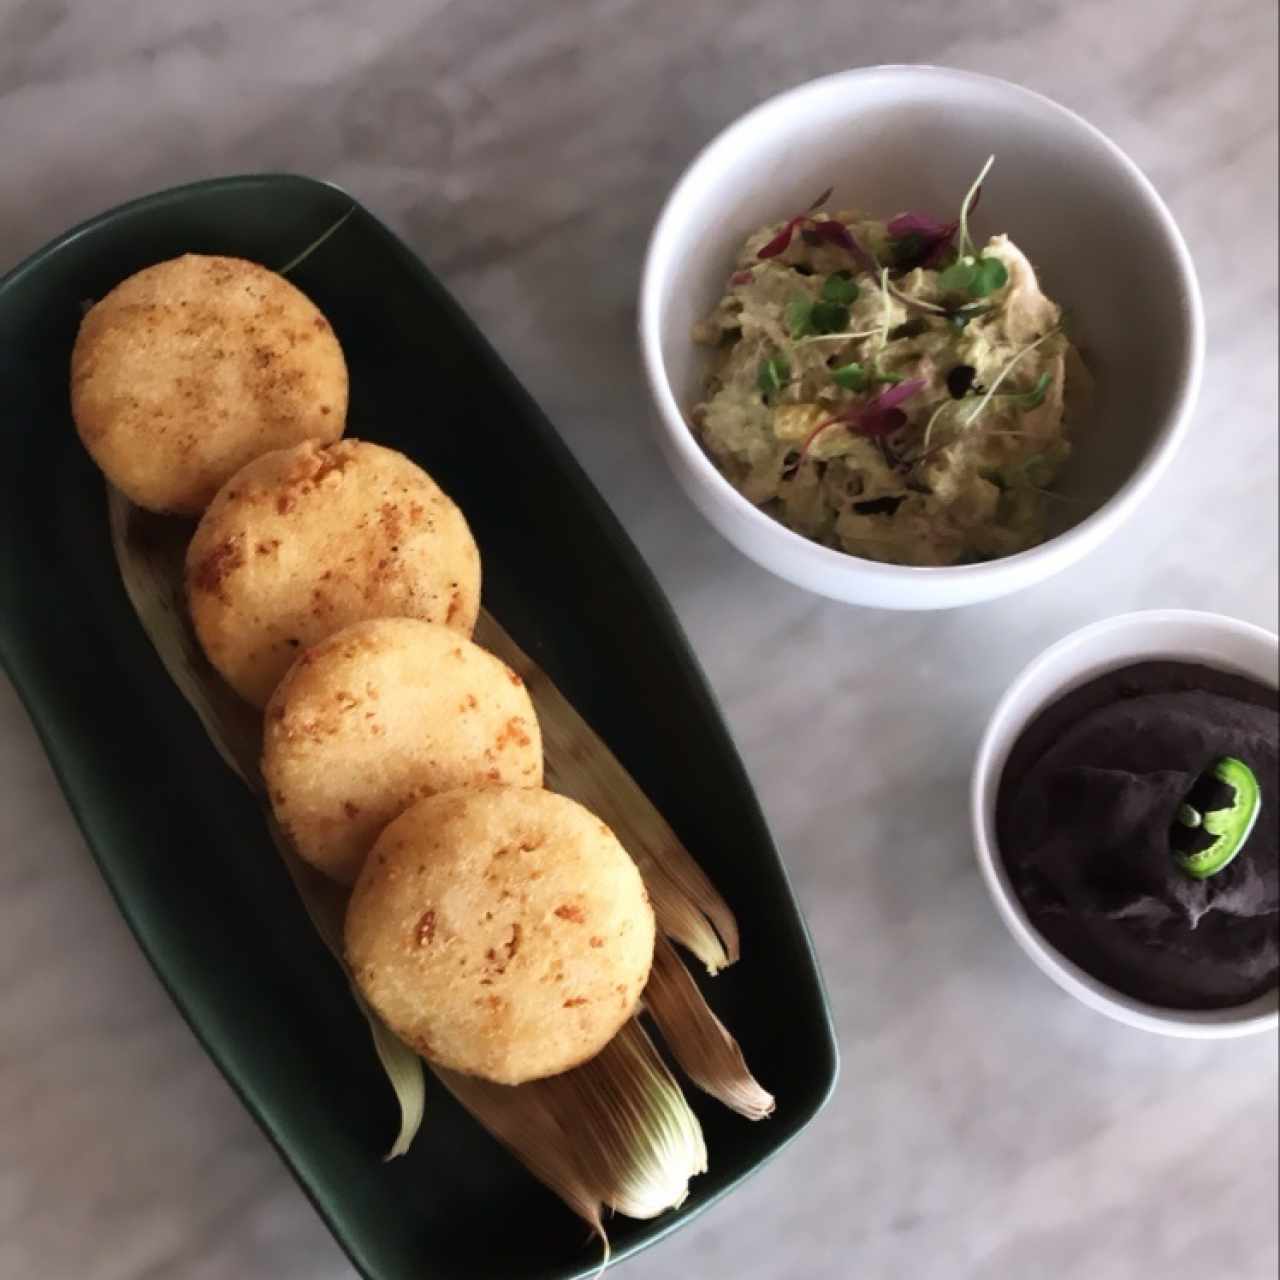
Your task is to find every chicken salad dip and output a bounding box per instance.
[691,159,1088,567]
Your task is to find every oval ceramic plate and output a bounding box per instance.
[0,175,838,1280]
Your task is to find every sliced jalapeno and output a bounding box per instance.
[1171,757,1262,880]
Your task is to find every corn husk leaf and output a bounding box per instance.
[541,1019,708,1219]
[107,486,425,1159]
[644,936,774,1121]
[474,611,739,975]
[107,486,722,1244]
[107,491,261,787]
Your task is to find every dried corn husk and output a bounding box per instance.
[474,613,738,975]
[644,936,774,1121]
[107,482,767,1259]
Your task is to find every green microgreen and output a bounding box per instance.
[786,295,814,338]
[958,154,995,259]
[1006,370,1052,409]
[831,363,904,392]
[877,267,893,348]
[821,271,860,305]
[938,252,1008,299]
[961,329,1060,428]
[810,300,851,333]
[757,353,791,398]
[792,327,884,348]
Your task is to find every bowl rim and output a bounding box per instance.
[970,608,1280,1039]
[638,64,1206,591]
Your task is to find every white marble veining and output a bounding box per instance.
[2,2,1277,1278]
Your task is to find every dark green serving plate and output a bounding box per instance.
[0,175,838,1279]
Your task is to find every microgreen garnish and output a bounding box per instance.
[938,253,1008,298]
[853,377,927,437]
[918,332,1058,460]
[946,303,994,330]
[792,327,884,348]
[832,363,870,390]
[919,401,953,453]
[756,192,878,270]
[957,155,995,259]
[886,211,958,270]
[786,294,849,338]
[795,378,927,463]
[961,329,1059,428]
[831,363,904,392]
[877,267,894,347]
[810,300,851,333]
[821,271,860,305]
[1006,370,1052,409]
[925,154,1007,299]
[786,295,814,338]
[757,353,791,398]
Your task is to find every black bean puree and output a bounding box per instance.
[997,661,1278,1009]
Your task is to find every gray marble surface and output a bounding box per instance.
[2,2,1277,1277]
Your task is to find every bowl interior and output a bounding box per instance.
[974,611,1279,1035]
[651,67,1200,544]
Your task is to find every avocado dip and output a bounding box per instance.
[691,160,1089,567]
[997,662,1279,1010]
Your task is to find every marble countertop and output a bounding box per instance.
[2,2,1276,1277]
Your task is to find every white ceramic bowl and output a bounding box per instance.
[972,610,1279,1038]
[639,66,1205,609]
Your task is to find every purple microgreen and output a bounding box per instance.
[756,198,876,270]
[821,270,860,305]
[796,376,926,461]
[807,219,855,250]
[757,216,804,258]
[807,186,835,212]
[872,377,927,413]
[855,406,908,439]
[795,416,845,462]
[853,377,928,438]
[757,353,791,399]
[887,211,959,269]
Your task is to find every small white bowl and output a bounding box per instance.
[972,610,1279,1038]
[639,66,1205,609]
